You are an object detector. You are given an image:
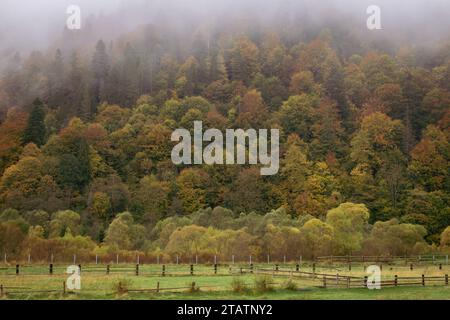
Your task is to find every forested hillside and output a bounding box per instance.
[0,5,449,261]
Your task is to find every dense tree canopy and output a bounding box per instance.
[0,13,449,260]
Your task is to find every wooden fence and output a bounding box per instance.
[0,279,282,297]
[1,261,448,278]
[3,253,449,266]
[0,263,232,277]
[241,267,450,289]
[315,255,450,264]
[0,281,201,297]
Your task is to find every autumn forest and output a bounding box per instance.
[0,1,449,263]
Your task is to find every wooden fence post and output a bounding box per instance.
[63,281,66,295]
[439,263,442,270]
[190,264,194,275]
[0,284,3,298]
[346,277,350,289]
[394,275,398,287]
[445,274,448,286]
[156,282,160,293]
[106,264,110,275]
[323,276,327,288]
[15,264,19,276]
[422,274,425,286]
[191,282,196,292]
[275,264,279,271]
[312,263,316,275]
[348,263,351,271]
[49,264,53,275]
[296,264,299,272]
[214,264,218,274]
[410,263,413,271]
[250,263,253,274]
[364,276,368,288]
[135,264,139,276]
[162,265,166,277]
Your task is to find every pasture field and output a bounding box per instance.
[0,263,449,300]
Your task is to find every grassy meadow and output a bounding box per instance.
[1,262,449,300]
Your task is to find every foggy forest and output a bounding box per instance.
[0,0,449,263]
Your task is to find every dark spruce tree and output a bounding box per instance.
[22,98,46,147]
[92,40,110,106]
[48,49,65,108]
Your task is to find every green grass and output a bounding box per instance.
[2,283,450,300]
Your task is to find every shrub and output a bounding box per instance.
[282,279,298,291]
[112,278,133,295]
[231,277,248,293]
[254,276,273,293]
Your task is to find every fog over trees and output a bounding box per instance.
[1,0,450,54]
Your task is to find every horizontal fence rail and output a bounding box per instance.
[316,255,449,264]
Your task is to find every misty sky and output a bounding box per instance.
[1,0,450,55]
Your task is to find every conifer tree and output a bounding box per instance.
[22,98,46,147]
[92,40,109,104]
